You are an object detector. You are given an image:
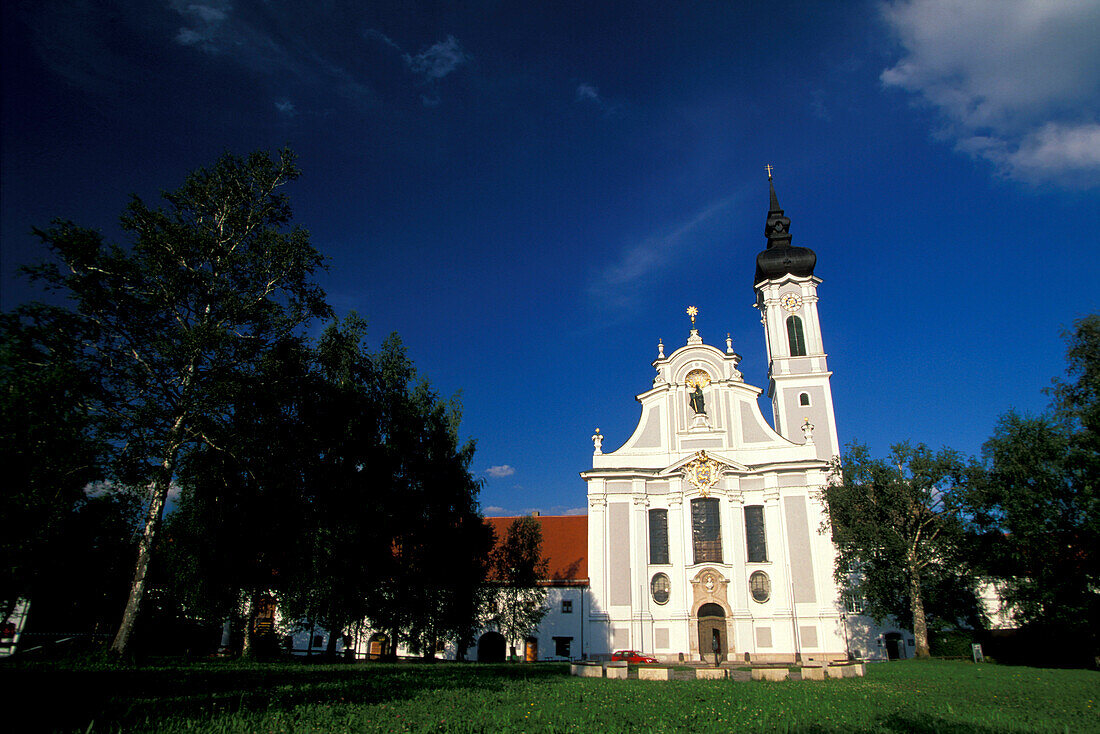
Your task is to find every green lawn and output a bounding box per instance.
[5,658,1098,733]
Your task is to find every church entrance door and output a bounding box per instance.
[696,602,727,662]
[884,632,903,660]
[477,631,506,662]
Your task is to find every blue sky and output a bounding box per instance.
[3,1,1099,516]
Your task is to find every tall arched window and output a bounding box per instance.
[786,315,807,356]
[690,498,723,564]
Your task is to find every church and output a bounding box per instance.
[465,175,915,664]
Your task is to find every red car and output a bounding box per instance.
[611,649,659,664]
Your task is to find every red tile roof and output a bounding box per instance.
[485,515,588,585]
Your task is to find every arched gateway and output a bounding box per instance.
[697,602,727,660]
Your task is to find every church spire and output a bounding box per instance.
[754,168,816,285]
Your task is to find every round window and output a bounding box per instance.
[749,571,771,603]
[651,573,671,605]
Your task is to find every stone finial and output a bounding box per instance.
[657,338,665,359]
[801,417,815,444]
[726,333,734,354]
[592,428,603,455]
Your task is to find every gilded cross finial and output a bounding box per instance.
[765,163,774,180]
[686,305,698,325]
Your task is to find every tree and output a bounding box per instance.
[962,316,1099,661]
[0,307,105,617]
[360,333,494,659]
[823,442,981,658]
[488,516,549,659]
[25,150,330,658]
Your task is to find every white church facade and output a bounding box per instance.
[348,177,917,663]
[468,177,915,664]
[580,176,846,663]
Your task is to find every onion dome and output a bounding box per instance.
[754,175,816,285]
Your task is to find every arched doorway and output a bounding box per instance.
[477,631,506,662]
[884,632,903,660]
[697,602,727,662]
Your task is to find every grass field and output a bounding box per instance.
[5,658,1097,733]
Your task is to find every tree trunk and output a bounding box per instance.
[908,564,930,658]
[241,592,257,658]
[325,625,339,658]
[108,437,181,660]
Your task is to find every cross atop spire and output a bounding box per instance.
[765,163,774,180]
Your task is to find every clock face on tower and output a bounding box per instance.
[780,293,803,312]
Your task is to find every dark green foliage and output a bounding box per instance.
[163,315,492,659]
[8,149,491,660]
[824,443,982,657]
[961,315,1100,664]
[21,149,330,656]
[0,308,106,614]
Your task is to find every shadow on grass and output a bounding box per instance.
[3,660,567,732]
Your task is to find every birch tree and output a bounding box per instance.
[26,149,329,658]
[823,443,980,657]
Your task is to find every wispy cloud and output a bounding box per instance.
[484,464,516,478]
[589,194,740,311]
[575,82,619,114]
[364,30,469,106]
[172,1,232,53]
[576,83,600,102]
[404,36,468,81]
[274,99,296,116]
[880,0,1100,185]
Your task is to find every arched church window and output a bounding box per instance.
[799,393,811,406]
[786,315,807,356]
[690,498,723,564]
[648,509,669,564]
[749,571,771,603]
[744,505,768,563]
[651,573,671,605]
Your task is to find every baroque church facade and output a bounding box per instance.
[351,177,916,663]
[579,176,846,663]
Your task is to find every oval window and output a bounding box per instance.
[749,571,771,603]
[651,573,671,605]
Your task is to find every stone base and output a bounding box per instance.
[638,667,671,680]
[801,667,826,681]
[570,663,603,678]
[604,661,628,679]
[695,668,727,680]
[752,668,790,682]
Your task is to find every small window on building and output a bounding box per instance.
[843,592,866,614]
[649,508,669,564]
[786,315,807,356]
[744,505,768,563]
[749,571,771,603]
[554,636,572,658]
[651,573,671,605]
[561,599,572,614]
[799,392,811,406]
[312,635,325,648]
[690,498,723,564]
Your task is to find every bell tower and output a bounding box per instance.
[752,171,840,461]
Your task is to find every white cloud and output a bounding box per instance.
[483,506,507,515]
[880,0,1100,184]
[172,2,232,52]
[404,36,468,81]
[576,83,600,102]
[274,99,296,116]
[484,465,516,478]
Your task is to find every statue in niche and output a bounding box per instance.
[689,385,705,414]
